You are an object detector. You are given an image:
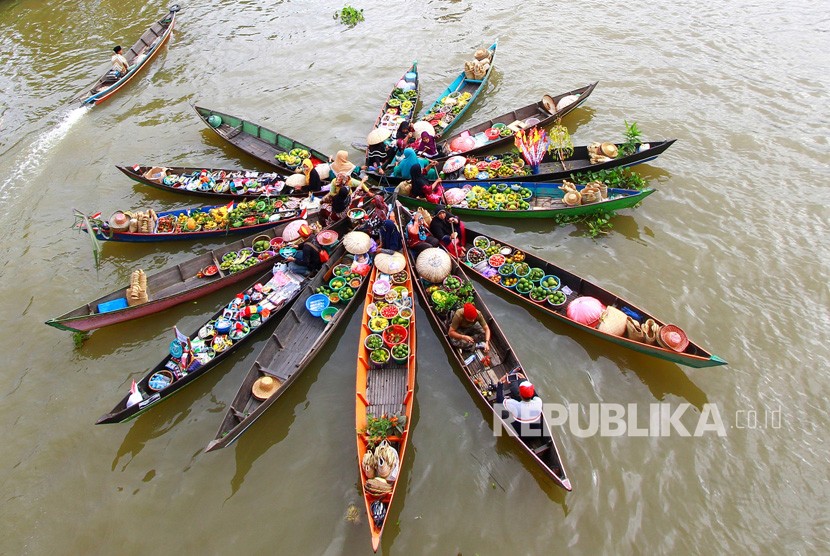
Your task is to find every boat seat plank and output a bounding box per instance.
[367,366,407,406]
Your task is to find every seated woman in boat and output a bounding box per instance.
[377,219,403,252]
[449,302,490,353]
[428,206,465,247]
[405,211,439,257]
[364,129,395,175]
[111,45,129,77]
[283,225,323,276]
[298,159,325,194]
[365,195,389,230]
[408,160,442,200]
[326,181,351,226]
[328,150,361,179]
[395,120,416,151]
[496,371,543,434]
[414,131,439,159]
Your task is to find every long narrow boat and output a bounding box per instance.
[396,203,571,490]
[369,139,675,187]
[116,165,330,201]
[80,197,308,242]
[438,82,598,159]
[460,227,727,368]
[365,62,419,153]
[356,246,416,551]
[80,5,179,106]
[395,181,655,220]
[97,264,310,424]
[46,214,323,333]
[205,241,368,451]
[194,105,332,175]
[418,40,498,138]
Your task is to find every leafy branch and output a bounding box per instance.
[334,5,364,27]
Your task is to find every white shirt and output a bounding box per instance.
[111,53,129,73]
[504,396,543,423]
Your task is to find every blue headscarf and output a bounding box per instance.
[378,219,403,252]
[394,148,419,179]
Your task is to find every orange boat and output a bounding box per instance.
[355,248,416,552]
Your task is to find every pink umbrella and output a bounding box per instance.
[282,219,309,241]
[449,135,476,153]
[442,155,466,174]
[566,296,606,327]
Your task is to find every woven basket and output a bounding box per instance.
[597,306,627,337]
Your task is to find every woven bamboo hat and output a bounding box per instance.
[657,324,690,352]
[374,252,406,274]
[343,231,372,254]
[252,376,281,400]
[109,211,131,231]
[286,173,306,188]
[367,128,392,146]
[415,248,452,283]
[600,142,618,158]
[542,94,557,113]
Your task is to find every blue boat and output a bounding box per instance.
[418,40,498,138]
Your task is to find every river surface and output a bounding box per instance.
[1,0,828,554]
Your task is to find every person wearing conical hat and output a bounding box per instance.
[365,128,395,174]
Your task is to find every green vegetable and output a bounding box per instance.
[333,4,364,27]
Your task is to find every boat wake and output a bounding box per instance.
[0,105,90,204]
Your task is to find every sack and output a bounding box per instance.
[625,316,645,342]
[395,180,412,196]
[362,451,376,479]
[597,306,627,336]
[642,318,659,345]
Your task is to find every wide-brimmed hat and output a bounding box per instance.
[442,155,466,173]
[283,219,310,241]
[374,252,406,274]
[657,324,690,352]
[415,248,451,283]
[343,231,372,254]
[108,211,131,231]
[542,94,557,113]
[413,121,435,137]
[286,173,306,188]
[600,142,618,158]
[367,128,392,146]
[252,375,281,400]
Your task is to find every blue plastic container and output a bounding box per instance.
[97,297,128,314]
[305,293,330,317]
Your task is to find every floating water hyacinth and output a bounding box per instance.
[514,127,550,173]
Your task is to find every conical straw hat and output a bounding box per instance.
[343,231,372,254]
[367,128,392,145]
[374,252,406,274]
[415,248,452,283]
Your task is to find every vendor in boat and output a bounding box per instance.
[329,150,361,179]
[449,302,490,353]
[299,159,324,193]
[364,129,395,175]
[111,45,129,76]
[327,180,352,226]
[395,120,416,151]
[377,219,403,252]
[409,160,442,200]
[429,206,465,246]
[405,211,439,257]
[365,195,390,230]
[496,371,543,432]
[283,225,324,276]
[414,131,439,159]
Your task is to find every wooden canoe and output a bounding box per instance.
[438,82,598,159]
[365,61,419,156]
[80,6,179,106]
[205,242,368,452]
[394,181,655,220]
[194,105,332,175]
[80,197,308,242]
[96,265,309,424]
[116,165,331,201]
[417,40,498,138]
[356,246,416,551]
[368,139,675,187]
[461,227,727,368]
[396,202,571,490]
[46,214,324,333]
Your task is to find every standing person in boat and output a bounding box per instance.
[283,225,323,276]
[496,371,543,435]
[365,195,389,230]
[448,302,490,353]
[326,178,352,226]
[111,45,129,77]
